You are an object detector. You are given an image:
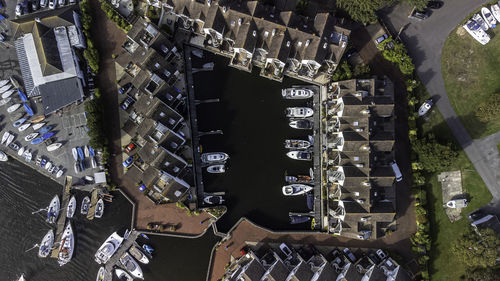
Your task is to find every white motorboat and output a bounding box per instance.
[56,169,64,178]
[47,142,62,152]
[94,232,124,264]
[80,196,90,215]
[481,7,497,28]
[71,148,78,161]
[120,252,144,279]
[418,99,434,116]
[289,119,313,130]
[207,164,225,173]
[32,122,46,131]
[67,195,76,218]
[1,132,9,145]
[0,84,12,94]
[45,161,52,171]
[286,151,312,161]
[46,195,60,223]
[281,88,314,99]
[491,4,500,22]
[0,97,11,106]
[446,199,468,208]
[286,107,314,118]
[6,134,14,146]
[282,184,313,196]
[18,123,31,132]
[0,79,9,87]
[284,139,311,149]
[95,198,104,218]
[472,13,489,30]
[115,269,133,281]
[129,245,150,264]
[18,146,25,156]
[57,222,74,266]
[38,229,54,258]
[201,152,229,163]
[25,149,32,162]
[1,89,14,99]
[91,157,97,169]
[84,145,90,158]
[7,103,21,113]
[463,20,491,45]
[0,150,7,161]
[96,266,107,281]
[25,133,39,142]
[203,195,224,205]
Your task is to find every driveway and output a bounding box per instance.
[379,0,500,201]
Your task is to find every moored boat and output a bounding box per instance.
[114,269,133,281]
[284,139,311,149]
[289,119,313,130]
[0,79,8,87]
[0,84,12,94]
[13,117,27,128]
[46,195,60,224]
[67,196,76,218]
[30,115,45,123]
[9,142,20,151]
[95,198,104,218]
[286,151,312,161]
[6,134,14,146]
[1,132,9,145]
[203,195,224,205]
[201,152,229,163]
[7,103,21,113]
[32,122,46,131]
[72,148,78,161]
[282,184,313,196]
[286,107,314,118]
[0,150,7,161]
[56,169,64,178]
[0,97,11,106]
[84,145,90,158]
[18,146,25,156]
[129,245,150,264]
[23,103,34,116]
[77,147,84,160]
[94,232,124,264]
[207,164,225,173]
[281,87,314,99]
[57,222,74,266]
[418,99,434,116]
[142,244,154,254]
[17,274,26,281]
[38,229,54,258]
[80,196,90,215]
[47,142,62,152]
[481,7,497,28]
[290,215,311,224]
[473,13,489,31]
[96,267,107,281]
[18,123,31,132]
[39,125,53,134]
[491,4,500,22]
[1,89,15,99]
[119,252,144,279]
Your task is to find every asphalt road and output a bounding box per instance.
[379,0,500,202]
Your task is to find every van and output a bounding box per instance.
[391,161,403,182]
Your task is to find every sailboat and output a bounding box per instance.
[57,222,74,266]
[67,196,76,218]
[38,229,54,258]
[46,195,60,224]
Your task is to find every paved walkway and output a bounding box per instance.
[379,0,500,201]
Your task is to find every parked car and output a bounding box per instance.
[468,210,486,221]
[121,96,134,110]
[118,82,132,95]
[58,0,65,6]
[375,34,388,45]
[343,248,357,263]
[427,1,443,9]
[409,9,431,21]
[376,249,387,261]
[31,0,39,11]
[122,156,134,168]
[367,250,381,265]
[40,0,47,8]
[124,142,136,153]
[279,243,292,257]
[69,0,75,3]
[48,0,56,9]
[391,161,403,182]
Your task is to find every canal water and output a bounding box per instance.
[0,158,218,281]
[192,53,314,233]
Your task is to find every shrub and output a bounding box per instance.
[412,134,458,172]
[378,37,415,76]
[332,60,352,81]
[475,93,500,122]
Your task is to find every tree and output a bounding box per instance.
[353,64,371,78]
[336,0,385,23]
[475,93,500,122]
[332,60,352,81]
[412,134,457,172]
[451,228,500,268]
[404,0,428,10]
[463,268,500,281]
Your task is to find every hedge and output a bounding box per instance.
[100,0,132,32]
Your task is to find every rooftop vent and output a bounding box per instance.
[222,6,227,13]
[272,29,276,36]
[305,39,310,47]
[362,181,371,187]
[355,164,364,168]
[355,128,364,132]
[264,31,269,37]
[238,18,242,25]
[356,199,365,204]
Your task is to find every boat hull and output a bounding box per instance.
[57,222,74,266]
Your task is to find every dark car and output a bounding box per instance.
[375,34,388,45]
[118,82,132,95]
[427,1,443,9]
[468,210,486,221]
[121,96,134,110]
[409,9,431,21]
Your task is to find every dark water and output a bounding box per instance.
[193,53,314,233]
[0,159,218,281]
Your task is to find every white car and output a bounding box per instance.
[279,243,292,257]
[40,0,48,7]
[48,0,56,9]
[15,4,23,16]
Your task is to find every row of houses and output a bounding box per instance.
[159,0,351,85]
[322,77,397,239]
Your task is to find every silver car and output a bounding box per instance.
[40,0,48,7]
[48,0,56,9]
[15,4,23,16]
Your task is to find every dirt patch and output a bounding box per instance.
[456,26,466,37]
[438,171,465,222]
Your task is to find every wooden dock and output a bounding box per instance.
[50,176,72,258]
[103,230,141,276]
[87,189,98,220]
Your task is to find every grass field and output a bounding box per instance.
[420,108,493,281]
[441,26,500,139]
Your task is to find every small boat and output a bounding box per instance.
[284,139,311,149]
[32,122,46,131]
[52,165,60,175]
[39,125,54,134]
[77,147,84,160]
[481,7,496,28]
[91,157,97,169]
[74,161,81,173]
[0,79,8,87]
[85,175,94,183]
[23,103,34,116]
[463,19,491,45]
[67,196,76,218]
[1,89,15,99]
[25,133,38,142]
[18,123,31,132]
[46,162,52,171]
[88,146,95,157]
[0,97,11,106]
[286,107,314,118]
[281,88,314,99]
[13,117,27,128]
[57,222,74,266]
[56,169,64,178]
[79,160,85,172]
[7,103,21,113]
[286,151,312,161]
[38,229,54,258]
[9,142,20,151]
[48,164,55,173]
[473,13,489,31]
[96,267,107,281]
[446,199,468,208]
[204,195,224,205]
[94,232,124,264]
[10,76,21,89]
[140,233,150,240]
[95,198,104,218]
[31,137,44,145]
[0,84,12,94]
[492,4,500,22]
[1,132,9,145]
[71,148,78,161]
[289,215,311,224]
[18,146,25,156]
[0,150,7,161]
[289,119,313,130]
[40,158,47,168]
[17,274,26,281]
[25,149,32,162]
[6,134,14,146]
[47,143,62,152]
[119,252,144,279]
[42,131,56,140]
[129,245,150,264]
[84,145,90,158]
[201,152,229,163]
[418,99,433,116]
[142,244,154,255]
[80,196,90,215]
[115,269,133,281]
[282,184,313,196]
[30,115,45,123]
[46,195,60,224]
[17,89,28,102]
[207,164,225,173]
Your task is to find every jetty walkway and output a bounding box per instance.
[103,230,140,275]
[50,176,72,258]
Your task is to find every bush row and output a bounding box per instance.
[80,0,99,73]
[99,0,132,32]
[377,36,415,76]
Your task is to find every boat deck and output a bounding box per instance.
[103,230,141,278]
[50,176,72,258]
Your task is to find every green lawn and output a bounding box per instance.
[441,24,500,139]
[420,108,493,281]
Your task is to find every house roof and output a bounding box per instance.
[266,259,289,281]
[38,77,83,114]
[10,6,76,38]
